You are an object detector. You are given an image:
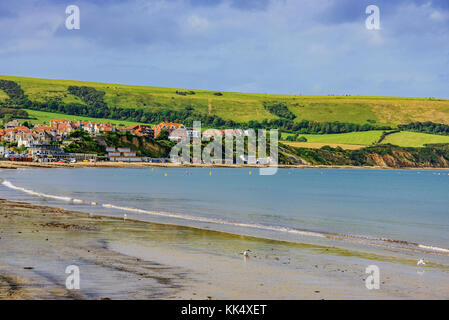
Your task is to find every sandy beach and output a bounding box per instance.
[1,198,448,300]
[2,160,449,170]
[0,160,382,170]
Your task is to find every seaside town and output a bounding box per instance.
[0,119,194,163]
[0,119,257,164]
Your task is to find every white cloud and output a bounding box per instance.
[185,15,210,32]
[0,0,448,97]
[430,10,448,22]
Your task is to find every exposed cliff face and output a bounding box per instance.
[368,153,390,167]
[103,133,171,158]
[281,143,449,168]
[127,136,167,155]
[368,152,417,168]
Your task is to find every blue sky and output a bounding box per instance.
[1,0,448,97]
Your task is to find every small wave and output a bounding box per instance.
[101,203,326,238]
[326,233,449,255]
[1,179,325,238]
[418,244,449,254]
[3,179,449,255]
[1,180,95,205]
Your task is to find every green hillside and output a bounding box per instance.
[381,131,449,147]
[282,131,449,149]
[282,131,384,145]
[24,109,144,127]
[3,75,449,150]
[2,75,449,126]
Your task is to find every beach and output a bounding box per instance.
[1,198,448,299]
[1,166,449,300]
[0,160,384,170]
[4,160,449,170]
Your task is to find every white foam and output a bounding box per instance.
[101,203,326,238]
[2,179,325,238]
[3,179,449,255]
[2,180,82,204]
[418,244,449,253]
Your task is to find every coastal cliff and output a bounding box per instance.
[280,143,449,168]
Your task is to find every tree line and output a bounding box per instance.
[0,107,29,120]
[398,121,449,136]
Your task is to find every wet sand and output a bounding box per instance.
[0,199,448,299]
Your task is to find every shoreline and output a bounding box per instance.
[2,160,449,170]
[0,197,448,299]
[3,177,449,257]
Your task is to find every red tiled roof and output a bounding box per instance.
[154,122,185,137]
[34,126,52,131]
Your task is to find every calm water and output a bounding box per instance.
[1,168,449,250]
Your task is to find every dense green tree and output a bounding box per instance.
[156,129,170,140]
[398,121,449,136]
[263,102,296,120]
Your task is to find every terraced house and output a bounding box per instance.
[17,131,54,148]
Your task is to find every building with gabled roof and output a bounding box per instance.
[153,122,185,138]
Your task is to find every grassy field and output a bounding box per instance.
[282,130,449,149]
[23,109,144,126]
[2,75,449,126]
[282,131,384,145]
[381,131,449,147]
[282,142,365,150]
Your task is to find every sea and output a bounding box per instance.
[1,167,449,255]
